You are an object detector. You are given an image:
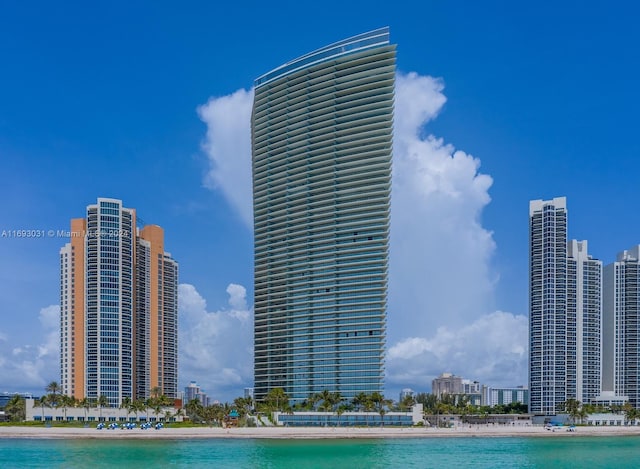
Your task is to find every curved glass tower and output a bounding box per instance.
[252,28,395,402]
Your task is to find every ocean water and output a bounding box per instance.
[2,436,640,468]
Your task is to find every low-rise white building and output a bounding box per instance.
[25,399,184,423]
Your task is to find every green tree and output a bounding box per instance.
[97,395,109,420]
[121,396,132,420]
[233,396,253,418]
[185,398,204,422]
[564,399,581,424]
[59,395,76,421]
[133,399,146,420]
[45,381,61,397]
[264,388,289,412]
[623,402,637,425]
[398,394,416,412]
[435,400,450,427]
[35,396,48,421]
[4,395,25,422]
[363,395,375,427]
[352,392,370,412]
[416,393,438,414]
[79,397,91,421]
[336,403,349,427]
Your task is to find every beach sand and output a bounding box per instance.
[2,424,640,439]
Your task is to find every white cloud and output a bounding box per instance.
[0,305,59,392]
[179,283,253,401]
[387,311,527,389]
[198,71,528,397]
[385,72,527,392]
[197,88,254,227]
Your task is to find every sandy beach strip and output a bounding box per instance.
[2,425,640,440]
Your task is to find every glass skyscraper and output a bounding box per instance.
[604,246,640,408]
[252,28,395,402]
[529,197,568,415]
[60,198,178,407]
[529,197,602,415]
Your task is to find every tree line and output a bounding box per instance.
[25,381,179,422]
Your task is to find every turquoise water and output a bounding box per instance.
[2,437,640,468]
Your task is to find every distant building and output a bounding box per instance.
[482,386,529,407]
[184,381,200,403]
[0,392,33,408]
[432,373,463,398]
[244,387,254,401]
[462,380,481,394]
[60,198,178,407]
[399,388,414,402]
[197,391,210,407]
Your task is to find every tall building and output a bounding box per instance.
[251,28,395,403]
[566,240,602,404]
[60,198,178,407]
[529,197,602,415]
[529,197,568,415]
[603,246,640,408]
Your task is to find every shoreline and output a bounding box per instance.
[3,425,640,440]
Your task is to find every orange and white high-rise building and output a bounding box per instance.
[60,198,177,407]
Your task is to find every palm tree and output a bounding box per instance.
[79,397,90,421]
[186,398,204,422]
[152,401,163,422]
[5,395,25,422]
[336,404,348,427]
[173,407,184,423]
[564,399,581,424]
[265,388,289,412]
[318,390,332,410]
[363,395,375,427]
[133,399,146,421]
[233,396,252,419]
[370,392,392,427]
[97,395,109,420]
[623,402,636,425]
[398,394,416,412]
[200,404,224,427]
[59,395,75,421]
[352,392,369,412]
[121,397,133,421]
[46,381,61,398]
[435,400,449,428]
[35,396,48,421]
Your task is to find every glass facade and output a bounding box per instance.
[252,28,395,403]
[566,240,602,404]
[529,198,602,415]
[604,247,640,408]
[85,200,135,406]
[529,198,568,415]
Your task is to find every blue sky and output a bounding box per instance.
[1,1,639,401]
